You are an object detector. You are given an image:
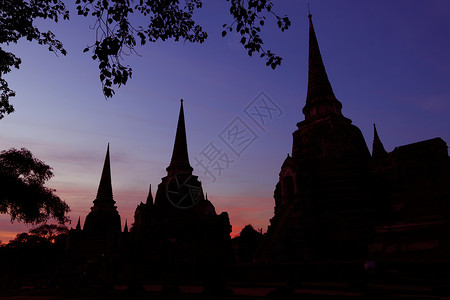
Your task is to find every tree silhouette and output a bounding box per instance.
[0,148,70,224]
[0,0,290,118]
[4,224,68,248]
[29,223,69,243]
[0,0,69,119]
[78,0,290,98]
[5,232,52,249]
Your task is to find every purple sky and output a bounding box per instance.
[1,0,449,242]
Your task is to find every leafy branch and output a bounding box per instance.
[77,0,208,98]
[0,0,69,119]
[222,0,291,69]
[0,0,290,112]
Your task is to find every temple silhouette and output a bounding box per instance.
[255,14,450,277]
[129,100,233,292]
[68,100,233,290]
[257,14,376,263]
[69,13,450,284]
[7,13,447,296]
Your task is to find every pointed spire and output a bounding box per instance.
[372,123,387,158]
[76,216,81,231]
[92,143,116,211]
[166,99,193,175]
[146,184,153,205]
[302,14,343,120]
[124,219,128,233]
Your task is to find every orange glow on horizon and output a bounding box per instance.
[0,193,275,244]
[0,231,20,244]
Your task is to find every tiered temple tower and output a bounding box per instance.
[83,144,121,233]
[133,100,210,216]
[153,99,202,210]
[131,100,233,286]
[68,144,123,274]
[258,14,375,262]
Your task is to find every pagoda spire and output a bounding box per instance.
[75,216,81,231]
[166,99,193,175]
[302,14,343,120]
[372,123,387,158]
[92,143,116,211]
[146,184,153,205]
[124,219,128,233]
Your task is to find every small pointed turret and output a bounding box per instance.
[372,123,387,158]
[92,143,116,211]
[302,14,343,120]
[76,216,81,231]
[124,219,128,233]
[166,99,193,175]
[146,184,153,205]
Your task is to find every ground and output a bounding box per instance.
[1,280,449,299]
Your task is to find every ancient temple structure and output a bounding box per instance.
[132,100,227,230]
[65,102,233,289]
[83,144,121,233]
[258,14,376,262]
[62,15,449,286]
[257,14,450,266]
[68,145,123,261]
[131,100,233,286]
[369,130,450,261]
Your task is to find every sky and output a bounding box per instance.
[1,0,449,243]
